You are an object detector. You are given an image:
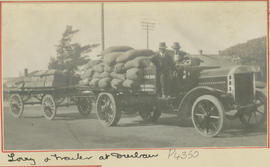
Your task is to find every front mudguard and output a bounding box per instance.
[177,86,225,122]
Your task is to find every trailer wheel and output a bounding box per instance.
[9,94,24,118]
[96,93,121,126]
[191,95,224,137]
[139,105,161,122]
[77,97,92,116]
[42,94,56,120]
[239,91,267,129]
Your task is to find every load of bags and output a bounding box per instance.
[79,46,154,90]
[6,70,80,89]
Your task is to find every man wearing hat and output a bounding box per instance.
[151,42,175,98]
[171,42,187,94]
[172,42,187,64]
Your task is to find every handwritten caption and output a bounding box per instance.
[7,152,159,165]
[7,149,199,165]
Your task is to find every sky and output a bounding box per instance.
[2,1,267,77]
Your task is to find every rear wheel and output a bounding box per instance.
[77,97,92,116]
[239,91,267,129]
[42,94,57,120]
[139,105,161,122]
[191,95,224,137]
[9,94,24,118]
[96,93,121,126]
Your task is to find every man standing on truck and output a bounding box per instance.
[171,42,188,94]
[151,42,175,99]
[171,42,187,65]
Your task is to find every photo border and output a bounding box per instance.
[0,0,269,153]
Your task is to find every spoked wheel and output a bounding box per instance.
[42,94,57,120]
[239,91,267,129]
[9,94,24,118]
[191,95,224,137]
[77,97,92,116]
[96,93,121,126]
[139,105,161,122]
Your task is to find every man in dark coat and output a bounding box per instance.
[151,42,175,98]
[171,42,187,94]
[172,42,187,64]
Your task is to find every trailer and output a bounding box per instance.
[8,86,94,120]
[6,70,94,120]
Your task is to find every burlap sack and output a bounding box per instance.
[98,77,112,89]
[79,78,89,86]
[5,80,25,88]
[126,68,144,81]
[81,69,94,78]
[111,78,124,89]
[110,72,126,80]
[116,49,154,63]
[89,78,100,87]
[93,72,102,79]
[23,70,71,88]
[101,46,133,56]
[104,65,113,73]
[124,56,151,70]
[93,63,104,73]
[122,79,140,89]
[100,71,110,78]
[114,63,125,73]
[103,52,123,66]
[85,60,102,69]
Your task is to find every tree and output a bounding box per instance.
[48,25,99,75]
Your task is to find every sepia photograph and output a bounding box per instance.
[1,1,268,151]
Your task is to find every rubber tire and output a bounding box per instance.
[96,93,121,126]
[191,95,224,137]
[239,91,267,129]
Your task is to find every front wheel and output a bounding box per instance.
[191,95,224,137]
[96,93,121,126]
[239,91,267,129]
[139,105,161,122]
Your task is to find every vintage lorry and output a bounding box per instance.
[6,56,267,137]
[94,57,267,137]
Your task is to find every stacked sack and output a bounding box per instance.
[79,46,154,91]
[79,59,102,86]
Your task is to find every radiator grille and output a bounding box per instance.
[234,73,254,105]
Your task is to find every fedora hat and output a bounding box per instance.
[172,42,181,49]
[159,42,167,49]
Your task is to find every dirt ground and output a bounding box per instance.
[3,104,267,150]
